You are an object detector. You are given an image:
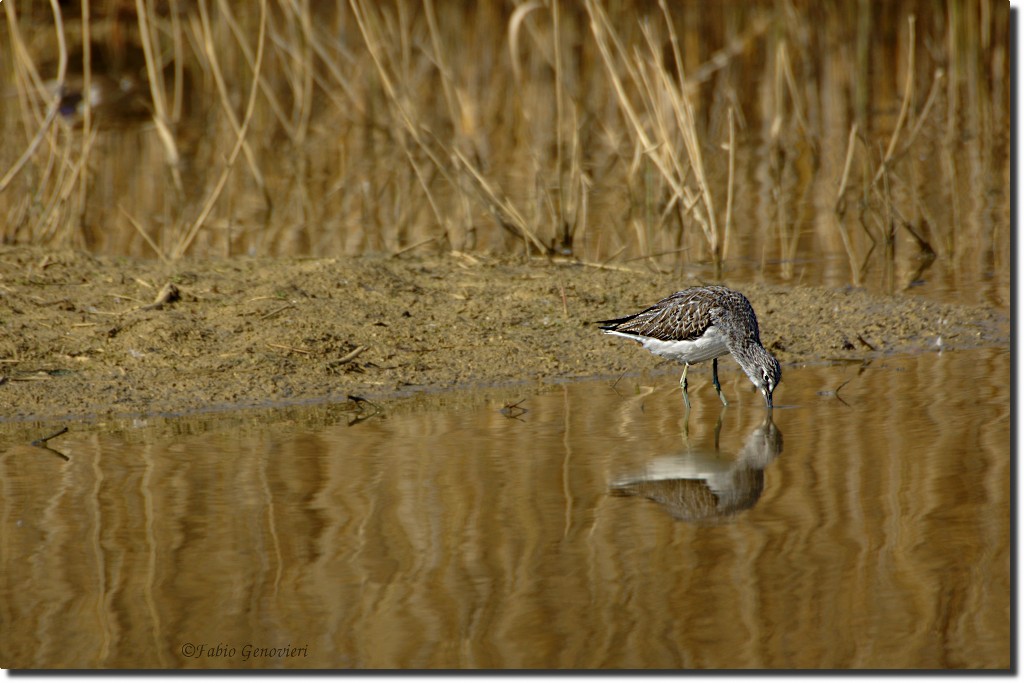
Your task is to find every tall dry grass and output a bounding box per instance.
[0,1,1010,289]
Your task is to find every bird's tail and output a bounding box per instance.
[595,314,638,331]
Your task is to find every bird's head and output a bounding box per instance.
[741,346,781,409]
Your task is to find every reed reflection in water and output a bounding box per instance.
[0,348,1010,669]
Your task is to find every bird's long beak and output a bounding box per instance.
[763,389,774,409]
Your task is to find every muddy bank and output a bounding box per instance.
[0,246,1008,421]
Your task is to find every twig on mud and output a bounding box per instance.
[137,283,181,311]
[335,346,367,364]
[609,372,627,398]
[107,293,146,305]
[819,375,859,408]
[31,426,71,460]
[449,251,483,266]
[27,296,74,308]
[500,398,528,420]
[9,371,55,381]
[31,426,68,446]
[577,259,640,273]
[833,378,852,404]
[259,303,295,320]
[346,394,380,426]
[623,247,691,263]
[393,236,441,257]
[267,342,311,355]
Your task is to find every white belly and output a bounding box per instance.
[605,326,730,365]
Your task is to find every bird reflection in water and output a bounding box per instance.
[610,415,782,524]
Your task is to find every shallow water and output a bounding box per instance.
[0,347,1009,669]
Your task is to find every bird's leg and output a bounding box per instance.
[712,358,729,406]
[679,364,691,412]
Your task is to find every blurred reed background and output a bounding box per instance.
[0,1,1009,286]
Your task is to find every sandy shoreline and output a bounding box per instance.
[0,246,1008,422]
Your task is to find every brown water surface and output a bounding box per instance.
[0,347,1009,669]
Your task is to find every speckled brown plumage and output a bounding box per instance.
[598,285,781,409]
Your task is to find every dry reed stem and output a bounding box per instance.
[586,4,687,250]
[450,147,546,253]
[134,0,183,192]
[28,140,57,223]
[586,0,721,263]
[770,41,784,143]
[198,0,270,205]
[0,1,1003,279]
[584,2,653,152]
[722,107,735,262]
[687,15,770,90]
[217,1,297,142]
[348,0,419,143]
[421,0,483,250]
[302,16,365,120]
[399,144,448,246]
[0,102,61,194]
[630,217,648,259]
[0,0,66,194]
[4,1,53,128]
[834,122,859,215]
[46,126,97,246]
[945,3,960,144]
[169,3,185,121]
[292,0,316,143]
[552,0,569,249]
[777,40,810,137]
[348,0,457,204]
[654,3,719,256]
[172,0,268,259]
[873,14,915,186]
[76,0,93,235]
[899,68,945,156]
[119,205,170,264]
[880,163,896,292]
[565,106,587,252]
[508,3,544,84]
[36,137,71,242]
[350,0,548,255]
[631,41,688,219]
[423,0,461,147]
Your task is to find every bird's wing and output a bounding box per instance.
[598,289,721,342]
